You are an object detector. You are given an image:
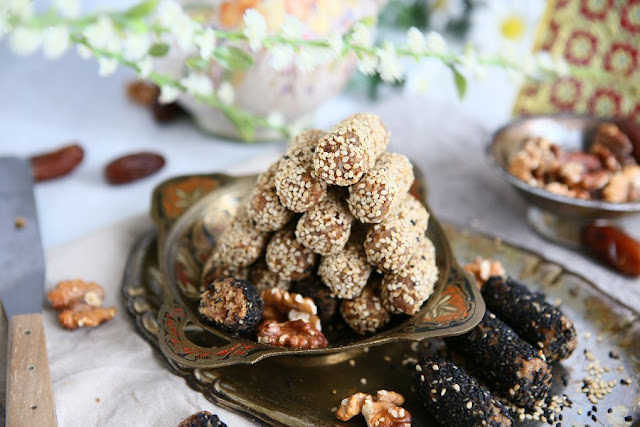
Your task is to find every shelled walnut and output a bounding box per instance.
[463,257,506,288]
[257,319,328,348]
[47,279,116,330]
[335,390,411,427]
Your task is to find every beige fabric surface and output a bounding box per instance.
[1,97,638,426]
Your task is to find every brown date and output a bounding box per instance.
[582,225,640,276]
[126,80,160,107]
[151,100,185,123]
[614,117,640,163]
[104,152,165,185]
[29,143,84,182]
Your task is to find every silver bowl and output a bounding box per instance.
[488,114,640,246]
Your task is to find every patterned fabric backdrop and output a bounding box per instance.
[514,0,640,122]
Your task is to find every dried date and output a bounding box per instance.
[582,225,640,276]
[126,80,160,107]
[30,143,84,182]
[615,117,640,163]
[104,152,165,185]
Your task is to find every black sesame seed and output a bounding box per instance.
[592,405,597,412]
[609,351,620,359]
[608,408,612,413]
[624,415,632,422]
[621,379,630,386]
[591,415,597,422]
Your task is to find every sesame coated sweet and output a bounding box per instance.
[313,113,389,186]
[365,195,430,273]
[246,161,295,232]
[217,206,269,267]
[201,248,250,290]
[381,237,438,315]
[347,152,414,223]
[295,190,354,255]
[248,258,291,293]
[275,130,328,213]
[340,285,390,334]
[198,278,263,333]
[318,239,372,299]
[266,225,318,281]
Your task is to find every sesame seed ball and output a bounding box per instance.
[347,152,414,223]
[295,190,354,256]
[198,278,263,333]
[249,258,291,293]
[364,195,430,273]
[247,161,295,232]
[201,248,250,290]
[318,240,373,299]
[340,285,390,334]
[266,225,318,281]
[217,206,269,267]
[381,237,438,315]
[286,128,327,154]
[313,113,390,186]
[276,134,328,213]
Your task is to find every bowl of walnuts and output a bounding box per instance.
[488,114,640,245]
[150,113,484,368]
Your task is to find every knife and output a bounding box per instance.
[0,157,57,426]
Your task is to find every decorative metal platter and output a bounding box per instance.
[146,172,483,369]
[123,173,639,426]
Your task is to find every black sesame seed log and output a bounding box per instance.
[413,356,513,427]
[178,411,227,427]
[482,276,577,362]
[446,310,552,409]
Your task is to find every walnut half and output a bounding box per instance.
[257,319,328,349]
[336,390,411,427]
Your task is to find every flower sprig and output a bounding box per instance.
[2,0,574,141]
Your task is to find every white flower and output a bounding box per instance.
[460,46,486,80]
[350,22,372,48]
[377,43,403,83]
[76,44,92,59]
[98,57,118,76]
[138,57,153,78]
[217,81,235,105]
[327,33,343,57]
[7,0,34,19]
[267,112,285,128]
[406,27,426,55]
[180,73,213,97]
[84,16,118,52]
[194,27,216,60]
[427,0,465,32]
[159,85,180,104]
[156,1,183,26]
[243,9,267,52]
[468,0,544,54]
[123,32,151,62]
[425,31,447,55]
[9,27,41,56]
[172,13,198,50]
[54,0,80,18]
[282,15,304,39]
[42,26,69,59]
[269,45,295,70]
[357,53,378,75]
[296,47,321,73]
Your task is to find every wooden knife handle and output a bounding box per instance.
[7,313,57,426]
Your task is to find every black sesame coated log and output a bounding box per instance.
[178,411,227,427]
[198,278,263,334]
[482,276,577,362]
[446,310,552,408]
[413,356,513,427]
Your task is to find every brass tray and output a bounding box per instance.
[146,172,483,369]
[123,178,640,426]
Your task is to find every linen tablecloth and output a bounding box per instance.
[1,97,638,426]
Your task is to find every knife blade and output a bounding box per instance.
[0,157,57,426]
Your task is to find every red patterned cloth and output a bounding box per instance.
[514,0,640,122]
